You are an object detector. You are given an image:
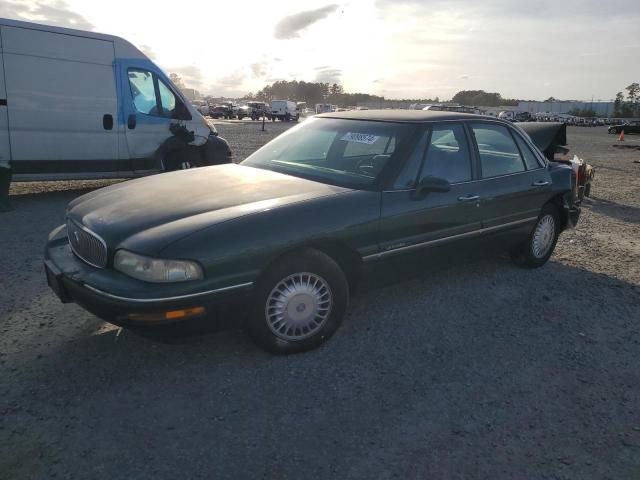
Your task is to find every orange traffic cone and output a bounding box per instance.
[619,130,625,141]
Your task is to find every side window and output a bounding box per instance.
[157,80,176,116]
[472,123,526,178]
[394,129,428,189]
[128,69,158,115]
[513,133,542,170]
[421,124,472,183]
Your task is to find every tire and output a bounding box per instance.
[510,204,560,269]
[247,248,349,354]
[0,167,11,211]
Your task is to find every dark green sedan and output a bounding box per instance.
[608,120,640,134]
[45,111,581,353]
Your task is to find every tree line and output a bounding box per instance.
[245,82,521,108]
[613,83,639,117]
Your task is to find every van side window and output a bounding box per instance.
[157,79,177,117]
[471,123,526,178]
[128,69,158,115]
[127,69,191,120]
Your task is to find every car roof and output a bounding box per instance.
[316,109,494,123]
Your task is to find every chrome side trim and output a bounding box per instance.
[481,216,538,234]
[363,216,538,262]
[82,282,254,303]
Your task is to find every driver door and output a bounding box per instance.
[378,123,483,258]
[123,66,190,171]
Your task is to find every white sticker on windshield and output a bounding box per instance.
[340,132,379,145]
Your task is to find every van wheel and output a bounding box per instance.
[510,204,560,268]
[0,167,12,211]
[247,248,349,354]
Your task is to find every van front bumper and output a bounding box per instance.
[44,227,253,329]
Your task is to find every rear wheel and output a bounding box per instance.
[510,204,560,268]
[247,248,349,354]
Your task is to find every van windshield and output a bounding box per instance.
[242,118,419,190]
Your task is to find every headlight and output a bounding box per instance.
[114,250,204,283]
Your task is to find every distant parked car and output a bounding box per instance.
[608,121,640,134]
[237,102,270,120]
[271,100,299,122]
[209,104,234,119]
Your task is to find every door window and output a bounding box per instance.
[420,124,472,183]
[128,69,190,120]
[158,79,177,117]
[513,133,543,170]
[128,69,158,115]
[472,123,526,178]
[394,129,428,189]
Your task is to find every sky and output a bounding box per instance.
[1,0,639,101]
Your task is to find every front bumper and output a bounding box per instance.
[44,226,253,328]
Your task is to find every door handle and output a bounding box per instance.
[103,114,113,130]
[532,180,549,186]
[127,114,137,130]
[457,194,479,202]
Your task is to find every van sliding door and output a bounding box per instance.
[0,29,11,170]
[2,26,119,178]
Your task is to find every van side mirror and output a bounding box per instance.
[412,175,450,198]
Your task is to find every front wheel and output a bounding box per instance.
[247,248,349,354]
[510,204,560,268]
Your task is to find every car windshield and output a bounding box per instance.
[242,118,419,189]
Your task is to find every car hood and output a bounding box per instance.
[67,164,349,254]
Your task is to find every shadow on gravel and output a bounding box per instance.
[585,196,640,224]
[3,251,640,479]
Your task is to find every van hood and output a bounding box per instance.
[67,164,349,255]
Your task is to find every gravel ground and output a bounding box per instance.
[1,125,639,479]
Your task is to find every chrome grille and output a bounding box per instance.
[67,219,108,268]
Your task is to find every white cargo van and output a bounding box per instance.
[0,18,230,205]
[270,100,299,122]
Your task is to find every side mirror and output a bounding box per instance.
[413,175,450,198]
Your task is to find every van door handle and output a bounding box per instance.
[532,180,549,187]
[127,114,137,130]
[103,114,113,130]
[458,194,479,202]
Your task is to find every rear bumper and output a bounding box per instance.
[44,226,253,328]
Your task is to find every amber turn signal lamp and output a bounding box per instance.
[128,306,206,321]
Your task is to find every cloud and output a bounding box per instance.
[314,67,342,84]
[274,4,339,39]
[375,0,640,18]
[250,61,269,77]
[0,0,94,30]
[139,44,157,60]
[167,65,204,90]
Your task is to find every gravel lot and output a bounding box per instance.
[1,124,639,479]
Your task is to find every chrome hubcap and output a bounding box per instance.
[265,273,332,341]
[532,214,555,258]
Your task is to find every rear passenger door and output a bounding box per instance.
[470,122,551,233]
